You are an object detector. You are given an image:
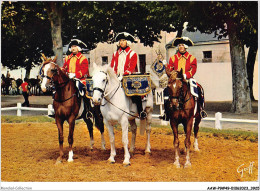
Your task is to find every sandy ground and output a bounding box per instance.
[1,121,258,182]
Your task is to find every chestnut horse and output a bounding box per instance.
[40,55,105,164]
[166,68,202,168]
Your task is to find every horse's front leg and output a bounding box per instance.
[171,120,180,168]
[121,116,130,166]
[67,116,76,162]
[106,121,116,164]
[129,119,137,155]
[145,107,152,154]
[184,118,193,168]
[194,114,202,152]
[55,117,65,164]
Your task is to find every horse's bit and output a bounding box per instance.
[169,80,192,110]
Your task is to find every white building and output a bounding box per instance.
[166,30,258,101]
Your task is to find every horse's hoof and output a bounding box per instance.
[67,159,74,162]
[108,158,115,164]
[90,148,94,152]
[123,160,131,167]
[124,163,131,167]
[184,162,191,168]
[129,148,134,153]
[55,160,62,165]
[173,161,181,168]
[194,148,200,152]
[145,150,151,155]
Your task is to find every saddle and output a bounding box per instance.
[189,78,199,98]
[75,79,85,97]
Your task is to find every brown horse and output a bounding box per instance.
[40,55,105,164]
[166,68,202,168]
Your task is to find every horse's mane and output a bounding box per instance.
[92,63,119,83]
[105,65,119,82]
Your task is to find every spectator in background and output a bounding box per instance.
[20,78,30,107]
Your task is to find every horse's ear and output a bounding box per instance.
[165,67,171,78]
[41,53,47,61]
[92,62,100,75]
[53,55,57,63]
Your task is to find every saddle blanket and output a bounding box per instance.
[122,73,152,96]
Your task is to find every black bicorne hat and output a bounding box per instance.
[172,37,194,47]
[68,39,87,49]
[115,32,135,42]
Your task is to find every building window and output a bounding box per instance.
[102,56,108,65]
[202,51,212,63]
[139,54,146,73]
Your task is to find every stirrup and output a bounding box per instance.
[159,114,166,120]
[86,111,93,119]
[200,110,208,118]
[159,113,169,121]
[140,111,147,119]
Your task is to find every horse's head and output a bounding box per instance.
[167,69,185,109]
[92,63,119,105]
[92,63,109,105]
[40,54,59,92]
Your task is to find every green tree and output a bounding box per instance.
[1,1,53,77]
[183,1,257,113]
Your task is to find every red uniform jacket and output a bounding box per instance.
[110,46,138,75]
[61,52,89,79]
[167,51,197,79]
[21,82,29,92]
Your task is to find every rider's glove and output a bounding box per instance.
[69,73,76,79]
[118,75,123,81]
[162,60,167,65]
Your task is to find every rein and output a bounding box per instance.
[169,80,192,110]
[94,71,139,119]
[53,93,77,103]
[104,97,140,119]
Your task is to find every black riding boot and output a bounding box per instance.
[132,96,147,119]
[198,86,207,118]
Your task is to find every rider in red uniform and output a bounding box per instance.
[61,39,92,117]
[61,39,89,84]
[110,32,146,119]
[160,36,207,120]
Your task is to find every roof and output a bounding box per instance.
[166,30,229,49]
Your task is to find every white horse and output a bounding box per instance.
[92,64,153,166]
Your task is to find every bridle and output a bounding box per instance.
[92,71,109,100]
[168,78,192,110]
[40,62,75,102]
[40,62,69,88]
[93,71,139,118]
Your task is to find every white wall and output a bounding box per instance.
[1,65,41,80]
[166,42,258,101]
